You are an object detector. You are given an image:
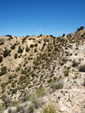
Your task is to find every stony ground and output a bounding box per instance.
[0,27,85,113]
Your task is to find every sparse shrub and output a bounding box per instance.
[47,78,52,83]
[3,49,11,57]
[1,66,7,72]
[0,66,7,76]
[22,37,28,43]
[6,35,13,40]
[54,47,58,51]
[19,75,24,81]
[34,48,37,52]
[61,58,68,65]
[14,53,18,59]
[11,43,17,50]
[10,100,19,107]
[33,60,40,65]
[72,60,79,67]
[43,42,46,46]
[25,45,30,52]
[40,53,48,60]
[50,35,55,38]
[8,74,17,80]
[35,86,46,97]
[51,80,64,91]
[1,94,7,101]
[21,69,28,75]
[53,76,57,81]
[79,65,85,72]
[28,104,34,113]
[41,42,46,51]
[64,69,69,76]
[17,46,23,53]
[77,26,84,31]
[40,34,42,37]
[0,56,3,63]
[16,67,20,72]
[11,82,15,88]
[41,104,56,113]
[62,33,65,37]
[31,72,36,77]
[26,35,29,38]
[11,89,17,94]
[1,83,6,89]
[30,44,34,48]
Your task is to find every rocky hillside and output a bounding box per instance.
[0,26,85,113]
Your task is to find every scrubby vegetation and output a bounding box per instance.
[0,27,85,113]
[79,64,85,72]
[17,46,23,53]
[0,66,7,76]
[41,104,56,113]
[3,49,11,57]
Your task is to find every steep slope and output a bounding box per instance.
[0,27,85,113]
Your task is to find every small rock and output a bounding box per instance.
[58,101,67,112]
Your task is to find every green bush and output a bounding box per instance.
[14,53,18,59]
[77,26,84,31]
[1,66,7,72]
[25,45,30,52]
[3,49,11,57]
[11,82,15,88]
[11,43,17,50]
[33,60,40,65]
[0,66,7,76]
[79,65,85,72]
[17,46,23,53]
[62,33,65,37]
[0,56,3,63]
[1,94,7,101]
[34,48,37,52]
[72,60,79,67]
[22,36,29,43]
[64,69,69,76]
[6,35,13,40]
[16,67,20,72]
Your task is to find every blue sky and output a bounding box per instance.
[0,0,85,37]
